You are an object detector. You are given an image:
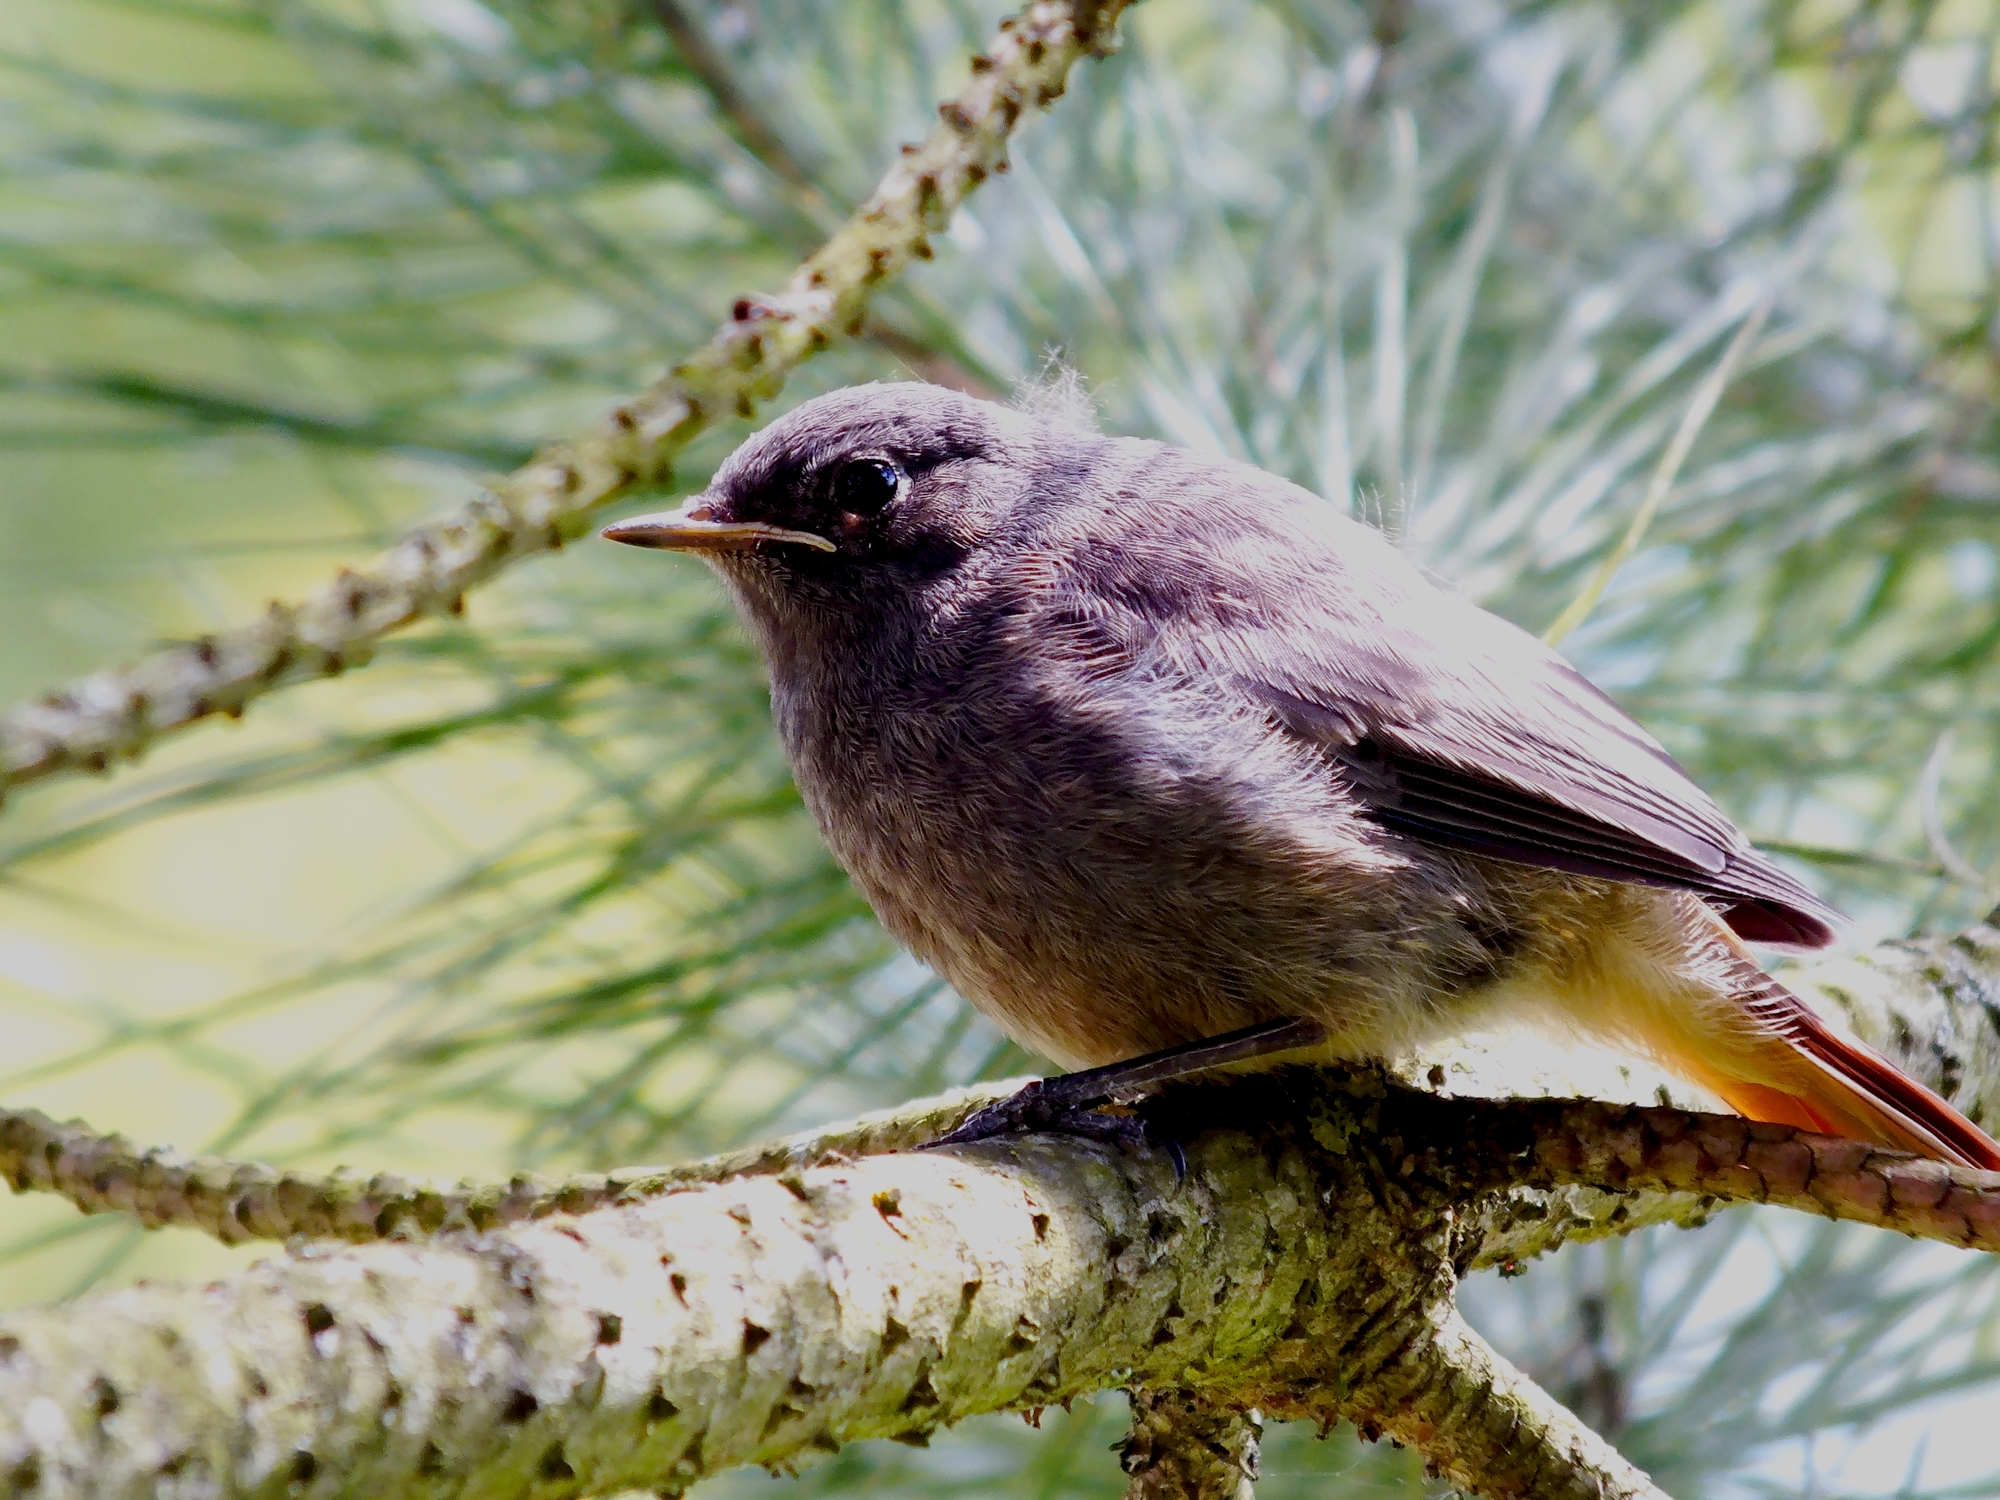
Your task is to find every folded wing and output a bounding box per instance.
[1193,558,1839,948]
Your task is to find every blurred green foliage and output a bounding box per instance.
[5,0,2000,1493]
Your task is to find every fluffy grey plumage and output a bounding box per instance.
[604,382,1999,1168]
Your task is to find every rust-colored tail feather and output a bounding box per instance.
[1712,970,2000,1171]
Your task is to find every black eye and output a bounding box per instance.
[832,458,900,517]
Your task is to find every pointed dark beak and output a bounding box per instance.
[601,499,835,554]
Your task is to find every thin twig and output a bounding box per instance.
[0,0,1136,802]
[1918,728,1991,890]
[10,1075,2000,1256]
[0,1084,1017,1244]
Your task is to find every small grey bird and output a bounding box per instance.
[605,382,1998,1167]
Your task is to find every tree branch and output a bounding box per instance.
[1264,1308,1669,1500]
[15,921,2000,1260]
[1118,1390,1260,1500]
[16,1079,2000,1257]
[0,0,1136,802]
[0,1086,1009,1244]
[1468,1098,2000,1251]
[6,918,2000,1497]
[0,1072,1659,1500]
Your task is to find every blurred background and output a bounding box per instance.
[4,0,2000,1493]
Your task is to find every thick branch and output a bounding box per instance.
[3,1069,1735,1500]
[0,1105,1459,1500]
[1265,1309,1668,1500]
[13,912,2000,1499]
[0,0,1134,801]
[0,941,1990,1499]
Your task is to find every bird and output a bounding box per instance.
[603,381,2000,1170]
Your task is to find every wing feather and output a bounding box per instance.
[1100,481,1842,949]
[1241,622,1841,948]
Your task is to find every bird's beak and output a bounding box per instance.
[601,499,835,554]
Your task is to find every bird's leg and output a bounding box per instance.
[922,1016,1328,1150]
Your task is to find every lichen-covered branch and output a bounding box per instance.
[0,1101,1466,1500]
[0,1086,1010,1245]
[2,1065,1725,1500]
[1,929,1994,1499]
[1264,1309,1669,1500]
[1118,1391,1260,1500]
[0,0,1135,802]
[10,916,2000,1498]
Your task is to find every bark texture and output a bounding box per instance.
[0,928,1990,1500]
[0,1083,1670,1500]
[1118,1391,1260,1500]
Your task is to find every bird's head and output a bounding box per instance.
[603,383,1086,638]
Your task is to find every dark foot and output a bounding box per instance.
[922,1076,1152,1151]
[920,1017,1327,1153]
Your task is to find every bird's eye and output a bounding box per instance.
[832,458,901,517]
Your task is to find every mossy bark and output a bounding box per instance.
[0,1083,1668,1500]
[0,922,1994,1500]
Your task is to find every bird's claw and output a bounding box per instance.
[916,1015,1326,1165]
[922,1077,1151,1152]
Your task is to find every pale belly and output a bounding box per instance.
[794,722,1616,1071]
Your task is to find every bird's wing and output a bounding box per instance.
[1159,538,1838,949]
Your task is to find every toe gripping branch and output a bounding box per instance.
[921,1017,1330,1153]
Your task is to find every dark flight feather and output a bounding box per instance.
[1195,561,1842,950]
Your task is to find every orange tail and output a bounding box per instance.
[1687,961,2000,1171]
